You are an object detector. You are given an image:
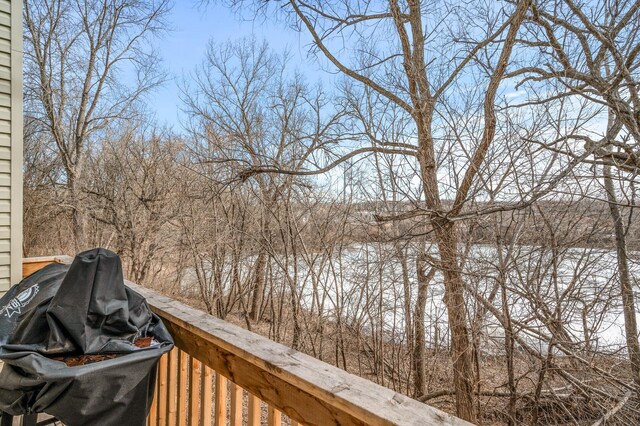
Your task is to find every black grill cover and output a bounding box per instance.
[0,248,173,425]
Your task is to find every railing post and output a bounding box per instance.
[200,365,213,425]
[158,354,168,425]
[267,406,281,426]
[248,393,261,426]
[188,357,200,426]
[229,382,242,426]
[178,350,188,426]
[168,349,178,425]
[214,373,226,426]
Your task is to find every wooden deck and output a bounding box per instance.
[16,257,471,426]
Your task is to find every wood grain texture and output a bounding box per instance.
[178,350,189,426]
[127,281,471,426]
[22,255,73,277]
[201,365,213,425]
[168,349,178,425]
[248,393,261,426]
[267,406,282,426]
[149,366,159,426]
[158,353,168,426]
[229,382,243,426]
[189,357,200,426]
[214,373,226,426]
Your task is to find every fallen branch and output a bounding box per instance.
[418,388,578,403]
[591,390,632,426]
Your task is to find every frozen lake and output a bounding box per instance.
[180,242,640,354]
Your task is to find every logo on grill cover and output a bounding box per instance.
[0,284,40,318]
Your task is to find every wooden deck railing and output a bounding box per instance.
[22,257,471,426]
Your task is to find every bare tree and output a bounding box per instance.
[182,38,345,323]
[22,0,640,423]
[22,116,66,255]
[514,0,640,399]
[208,1,530,419]
[23,0,170,249]
[512,0,640,173]
[84,125,183,285]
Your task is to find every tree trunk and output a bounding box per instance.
[603,165,640,397]
[396,245,413,382]
[500,270,517,425]
[416,116,477,419]
[249,247,267,322]
[414,247,436,398]
[432,220,476,421]
[69,173,86,251]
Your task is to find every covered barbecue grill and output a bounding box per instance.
[0,248,173,426]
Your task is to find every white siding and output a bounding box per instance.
[0,0,21,293]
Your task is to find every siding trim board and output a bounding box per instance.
[7,0,22,291]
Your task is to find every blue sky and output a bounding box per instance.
[146,2,323,127]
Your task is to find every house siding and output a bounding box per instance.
[0,0,21,293]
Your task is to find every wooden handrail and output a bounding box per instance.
[22,256,471,426]
[22,255,73,278]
